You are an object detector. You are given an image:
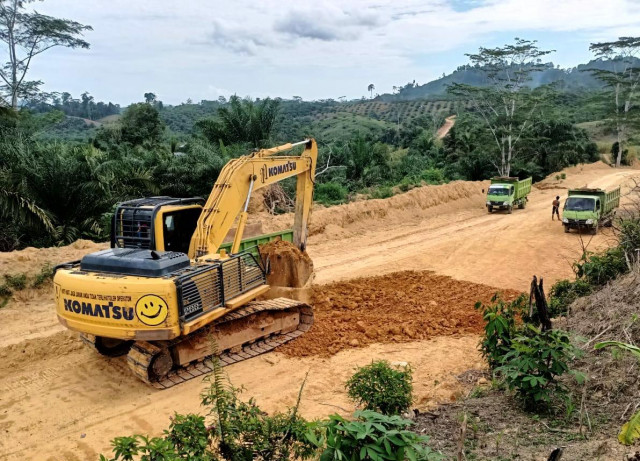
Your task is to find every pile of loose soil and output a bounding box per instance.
[279,270,521,357]
[258,239,313,288]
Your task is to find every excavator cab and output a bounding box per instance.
[111,197,204,254]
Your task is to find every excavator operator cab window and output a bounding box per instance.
[161,207,201,254]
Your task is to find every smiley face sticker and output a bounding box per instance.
[135,295,169,326]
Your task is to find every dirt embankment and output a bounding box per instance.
[280,271,520,358]
[260,179,489,238]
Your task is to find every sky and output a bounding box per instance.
[24,0,640,106]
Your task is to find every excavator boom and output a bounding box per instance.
[189,139,317,258]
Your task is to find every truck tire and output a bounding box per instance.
[518,201,526,209]
[507,205,513,214]
[591,222,599,235]
[487,206,493,213]
[564,225,570,233]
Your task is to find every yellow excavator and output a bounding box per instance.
[53,139,317,388]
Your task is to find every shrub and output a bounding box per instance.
[315,182,348,205]
[103,357,316,461]
[4,273,27,291]
[32,263,54,288]
[370,186,393,200]
[398,177,415,192]
[475,294,528,369]
[574,247,627,286]
[346,361,413,416]
[548,279,592,317]
[421,168,445,185]
[308,410,442,461]
[497,326,584,410]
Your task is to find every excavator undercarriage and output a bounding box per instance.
[80,298,312,388]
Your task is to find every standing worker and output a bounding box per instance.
[552,196,561,221]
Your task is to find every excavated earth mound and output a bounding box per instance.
[258,239,313,288]
[279,270,521,358]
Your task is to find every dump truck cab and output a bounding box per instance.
[486,177,532,214]
[562,187,620,234]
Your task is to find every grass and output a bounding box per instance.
[309,112,395,141]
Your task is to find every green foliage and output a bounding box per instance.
[346,361,413,416]
[548,279,593,317]
[308,410,442,461]
[574,247,627,286]
[315,182,348,205]
[4,273,26,290]
[496,326,584,409]
[196,96,280,148]
[32,263,54,288]
[420,168,445,185]
[594,341,640,360]
[370,186,394,200]
[475,294,528,369]
[619,410,640,445]
[103,353,316,461]
[118,103,165,146]
[618,215,640,266]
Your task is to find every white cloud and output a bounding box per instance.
[20,0,640,104]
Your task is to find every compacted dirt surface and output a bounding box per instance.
[0,161,638,460]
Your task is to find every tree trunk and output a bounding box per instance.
[529,275,552,331]
[615,83,622,168]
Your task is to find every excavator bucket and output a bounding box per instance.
[258,239,314,304]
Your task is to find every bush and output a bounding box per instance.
[370,186,393,200]
[346,361,413,416]
[548,279,592,317]
[421,168,445,185]
[103,358,316,461]
[32,263,54,288]
[574,247,627,286]
[497,326,584,410]
[398,177,415,192]
[315,182,348,205]
[308,410,442,461]
[4,273,27,291]
[475,294,528,369]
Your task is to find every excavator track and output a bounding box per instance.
[126,297,313,389]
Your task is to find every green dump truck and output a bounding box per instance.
[486,177,532,214]
[562,187,621,234]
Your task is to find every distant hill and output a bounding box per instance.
[378,57,640,101]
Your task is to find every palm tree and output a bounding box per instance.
[367,84,375,99]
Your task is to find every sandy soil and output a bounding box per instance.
[0,161,638,460]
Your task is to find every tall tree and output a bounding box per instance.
[367,83,375,99]
[144,92,157,104]
[0,0,92,110]
[195,95,280,148]
[588,37,640,167]
[448,38,553,176]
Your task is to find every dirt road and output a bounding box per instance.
[0,161,638,460]
[436,115,456,139]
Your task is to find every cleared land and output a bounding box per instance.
[0,161,638,460]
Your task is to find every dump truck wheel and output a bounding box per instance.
[591,223,599,235]
[487,206,493,213]
[507,205,513,214]
[564,225,570,233]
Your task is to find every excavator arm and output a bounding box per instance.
[188,139,317,259]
